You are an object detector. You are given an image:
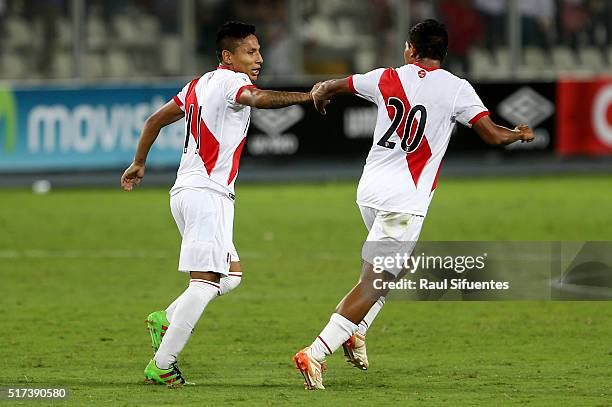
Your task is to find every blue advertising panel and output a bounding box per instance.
[0,84,185,172]
[0,81,553,173]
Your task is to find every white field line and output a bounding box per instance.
[0,249,357,261]
[0,249,170,259]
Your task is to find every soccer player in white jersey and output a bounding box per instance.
[120,21,318,386]
[292,19,535,390]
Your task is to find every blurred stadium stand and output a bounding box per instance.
[0,0,609,82]
[0,0,611,187]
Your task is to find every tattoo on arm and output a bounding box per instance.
[240,89,312,109]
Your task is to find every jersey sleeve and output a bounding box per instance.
[348,68,385,103]
[453,80,489,127]
[172,82,191,111]
[223,74,256,108]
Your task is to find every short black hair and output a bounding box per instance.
[409,19,448,62]
[216,21,256,62]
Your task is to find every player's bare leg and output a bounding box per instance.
[188,270,221,282]
[334,261,391,321]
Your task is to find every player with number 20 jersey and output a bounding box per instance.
[292,19,535,391]
[352,63,489,216]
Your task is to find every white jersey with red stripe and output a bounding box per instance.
[349,63,489,216]
[170,66,256,199]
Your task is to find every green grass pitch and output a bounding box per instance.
[1,175,611,406]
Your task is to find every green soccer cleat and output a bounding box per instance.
[145,310,169,354]
[144,359,193,387]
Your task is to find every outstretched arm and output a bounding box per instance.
[238,80,350,112]
[237,87,313,109]
[472,115,535,146]
[120,100,184,191]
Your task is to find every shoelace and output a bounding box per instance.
[171,363,186,384]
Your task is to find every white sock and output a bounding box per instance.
[154,279,220,369]
[218,272,242,296]
[165,293,184,323]
[356,296,385,336]
[309,313,358,362]
[165,274,237,320]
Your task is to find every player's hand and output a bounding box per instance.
[310,81,331,115]
[515,124,535,143]
[310,81,321,93]
[121,162,145,191]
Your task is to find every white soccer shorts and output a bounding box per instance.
[359,205,425,277]
[170,188,236,276]
[229,243,239,263]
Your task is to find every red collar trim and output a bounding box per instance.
[413,62,440,72]
[217,65,235,71]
